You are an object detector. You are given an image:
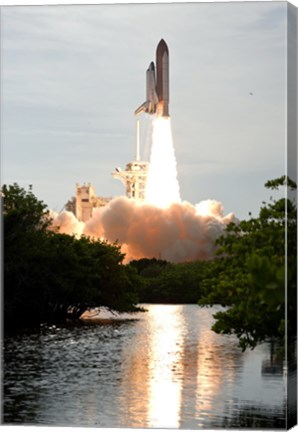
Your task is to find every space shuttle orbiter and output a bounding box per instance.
[135,39,169,118]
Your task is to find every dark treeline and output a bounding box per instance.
[129,258,209,303]
[2,176,296,352]
[3,184,141,330]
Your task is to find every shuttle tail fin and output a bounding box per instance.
[135,101,149,115]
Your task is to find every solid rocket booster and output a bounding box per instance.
[135,39,170,117]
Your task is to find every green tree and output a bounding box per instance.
[199,176,297,351]
[3,184,140,329]
[129,258,208,303]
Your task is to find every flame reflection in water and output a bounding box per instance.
[3,304,286,428]
[147,305,184,428]
[119,304,241,428]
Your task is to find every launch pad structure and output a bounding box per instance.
[65,184,112,222]
[112,119,149,201]
[66,119,149,221]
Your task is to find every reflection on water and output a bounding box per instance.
[3,304,286,428]
[147,305,183,428]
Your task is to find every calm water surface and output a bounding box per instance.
[3,304,286,428]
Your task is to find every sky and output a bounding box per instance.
[1,1,295,219]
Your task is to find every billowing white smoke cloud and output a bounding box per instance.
[49,209,85,237]
[49,116,236,263]
[49,198,236,263]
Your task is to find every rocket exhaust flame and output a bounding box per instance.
[145,117,181,208]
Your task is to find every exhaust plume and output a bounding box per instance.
[50,198,235,263]
[145,117,181,208]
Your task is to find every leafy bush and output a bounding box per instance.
[3,184,140,330]
[199,176,297,350]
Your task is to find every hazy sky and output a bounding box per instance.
[1,1,292,219]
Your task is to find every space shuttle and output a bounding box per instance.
[135,39,169,118]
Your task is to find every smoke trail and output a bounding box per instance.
[145,117,181,208]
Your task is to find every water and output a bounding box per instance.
[3,304,286,428]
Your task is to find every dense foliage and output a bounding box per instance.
[199,176,297,350]
[129,258,208,303]
[3,184,140,330]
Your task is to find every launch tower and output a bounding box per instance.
[112,120,148,201]
[65,183,112,222]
